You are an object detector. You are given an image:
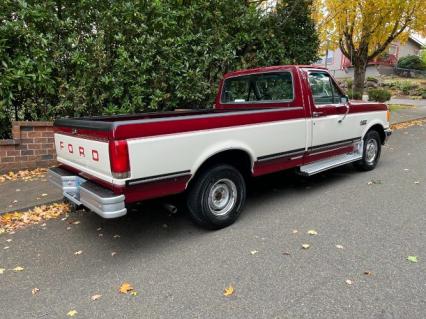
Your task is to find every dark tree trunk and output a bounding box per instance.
[352,53,368,97]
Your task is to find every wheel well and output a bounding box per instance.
[192,150,252,181]
[367,124,386,144]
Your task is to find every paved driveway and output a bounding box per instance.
[1,126,425,319]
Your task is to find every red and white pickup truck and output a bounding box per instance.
[48,65,391,229]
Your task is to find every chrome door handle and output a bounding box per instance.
[312,111,324,117]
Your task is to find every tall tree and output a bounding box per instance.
[314,0,426,95]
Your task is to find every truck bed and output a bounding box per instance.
[54,107,303,140]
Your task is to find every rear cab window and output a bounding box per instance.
[221,72,294,104]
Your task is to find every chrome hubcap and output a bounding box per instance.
[208,178,237,216]
[365,139,378,164]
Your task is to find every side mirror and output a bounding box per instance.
[340,96,349,104]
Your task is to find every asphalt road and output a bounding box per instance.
[1,126,425,319]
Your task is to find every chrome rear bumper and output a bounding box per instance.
[48,167,127,218]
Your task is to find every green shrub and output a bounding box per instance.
[0,0,320,138]
[397,55,426,70]
[422,90,426,99]
[368,89,391,102]
[347,91,363,100]
[366,76,379,83]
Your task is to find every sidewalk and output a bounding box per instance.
[388,98,426,124]
[0,174,63,214]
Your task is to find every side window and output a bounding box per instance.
[308,72,343,105]
[221,72,293,103]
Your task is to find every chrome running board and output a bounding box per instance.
[299,141,363,176]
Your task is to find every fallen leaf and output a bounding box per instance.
[307,229,318,235]
[363,271,373,276]
[96,227,102,231]
[407,256,418,263]
[67,310,78,317]
[91,294,102,301]
[12,266,24,272]
[223,285,234,297]
[4,246,9,250]
[6,239,12,242]
[119,282,134,294]
[0,228,5,235]
[130,291,138,296]
[74,250,83,255]
[292,229,298,234]
[335,244,344,249]
[40,223,46,227]
[414,181,420,184]
[32,288,40,295]
[282,252,291,256]
[41,193,48,197]
[250,250,258,255]
[111,252,117,256]
[66,227,72,230]
[113,234,120,239]
[301,244,310,249]
[12,200,18,204]
[0,268,5,274]
[345,279,353,285]
[72,220,80,225]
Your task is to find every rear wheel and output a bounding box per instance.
[186,164,246,229]
[354,130,381,171]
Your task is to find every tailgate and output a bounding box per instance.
[54,133,112,180]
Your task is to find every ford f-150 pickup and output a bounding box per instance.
[48,65,391,229]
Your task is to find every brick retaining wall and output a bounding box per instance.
[0,121,57,173]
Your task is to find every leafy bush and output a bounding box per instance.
[395,81,419,95]
[366,76,379,83]
[347,91,362,100]
[0,0,319,138]
[422,92,426,99]
[368,89,391,102]
[397,55,426,70]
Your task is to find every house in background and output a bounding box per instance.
[317,35,425,79]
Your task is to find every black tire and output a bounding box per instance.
[186,164,246,230]
[354,130,381,171]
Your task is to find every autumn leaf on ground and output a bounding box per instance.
[111,252,117,256]
[119,282,134,294]
[4,246,9,250]
[345,279,353,285]
[335,244,344,249]
[407,256,418,263]
[74,250,83,255]
[250,250,258,255]
[67,310,78,317]
[0,268,5,274]
[91,294,102,301]
[301,244,310,249]
[71,220,80,225]
[307,230,318,235]
[130,291,138,296]
[0,168,47,184]
[292,229,298,234]
[12,266,24,272]
[363,271,373,276]
[41,193,48,197]
[0,203,70,232]
[32,288,40,295]
[223,285,235,297]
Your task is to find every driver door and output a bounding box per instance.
[307,71,357,157]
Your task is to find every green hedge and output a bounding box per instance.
[0,0,319,138]
[368,89,391,102]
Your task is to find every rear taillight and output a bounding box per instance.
[109,140,130,179]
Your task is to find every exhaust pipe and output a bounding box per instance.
[163,203,178,214]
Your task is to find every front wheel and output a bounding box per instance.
[186,164,246,229]
[354,130,381,171]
